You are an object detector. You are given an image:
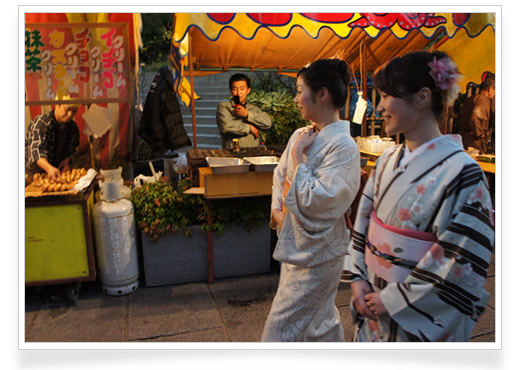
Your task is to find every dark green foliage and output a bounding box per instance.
[130,178,270,242]
[247,73,308,146]
[130,178,206,241]
[140,13,174,69]
[206,196,271,235]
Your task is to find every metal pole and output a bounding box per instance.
[360,41,368,137]
[207,199,214,283]
[360,42,371,136]
[188,30,198,150]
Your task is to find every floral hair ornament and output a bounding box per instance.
[428,56,463,105]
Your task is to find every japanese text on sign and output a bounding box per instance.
[25,23,130,103]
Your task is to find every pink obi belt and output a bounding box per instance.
[365,211,437,283]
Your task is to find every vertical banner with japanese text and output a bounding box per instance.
[25,22,132,167]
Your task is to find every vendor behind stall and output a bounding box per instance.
[458,74,495,154]
[25,93,81,182]
[216,73,272,149]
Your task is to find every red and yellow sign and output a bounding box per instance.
[25,22,131,106]
[25,13,140,168]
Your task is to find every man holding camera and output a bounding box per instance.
[216,73,272,149]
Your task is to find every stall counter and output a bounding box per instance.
[25,181,97,287]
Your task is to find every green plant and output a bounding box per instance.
[247,73,308,146]
[204,196,271,235]
[130,178,206,241]
[131,178,271,242]
[139,14,174,68]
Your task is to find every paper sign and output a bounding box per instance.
[82,104,113,138]
[352,94,368,125]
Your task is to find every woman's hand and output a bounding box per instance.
[291,125,317,167]
[365,292,388,317]
[351,280,377,320]
[271,208,286,229]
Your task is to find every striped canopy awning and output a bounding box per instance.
[172,12,495,106]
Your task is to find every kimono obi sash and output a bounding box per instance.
[365,211,437,283]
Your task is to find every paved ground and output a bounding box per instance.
[24,254,495,345]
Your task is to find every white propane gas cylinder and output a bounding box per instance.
[93,168,139,295]
[93,197,140,295]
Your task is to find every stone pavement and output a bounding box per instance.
[24,254,495,344]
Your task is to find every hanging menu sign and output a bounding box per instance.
[25,22,131,106]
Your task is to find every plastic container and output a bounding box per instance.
[368,135,383,153]
[382,137,395,151]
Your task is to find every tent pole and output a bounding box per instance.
[188,30,198,150]
[361,41,369,137]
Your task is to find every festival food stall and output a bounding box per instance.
[23,12,496,287]
[167,12,497,282]
[24,13,142,294]
[170,12,496,179]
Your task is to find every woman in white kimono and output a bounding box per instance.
[342,51,494,342]
[261,59,360,342]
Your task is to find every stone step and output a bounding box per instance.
[182,113,218,119]
[187,135,221,148]
[180,106,219,114]
[183,116,218,126]
[192,86,229,94]
[187,99,225,108]
[194,93,230,100]
[184,125,219,135]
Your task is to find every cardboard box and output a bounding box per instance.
[199,167,272,198]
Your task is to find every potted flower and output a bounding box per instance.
[130,178,272,286]
[130,178,208,286]
[131,178,206,241]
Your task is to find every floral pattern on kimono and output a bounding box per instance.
[342,134,494,342]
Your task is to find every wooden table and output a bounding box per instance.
[360,149,495,175]
[477,160,495,174]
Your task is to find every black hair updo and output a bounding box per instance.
[297,58,352,109]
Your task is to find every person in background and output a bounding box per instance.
[216,73,272,149]
[342,51,494,342]
[261,58,360,342]
[458,74,495,154]
[25,94,81,182]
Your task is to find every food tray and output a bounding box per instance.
[25,187,79,198]
[206,157,250,174]
[243,156,279,172]
[25,169,95,198]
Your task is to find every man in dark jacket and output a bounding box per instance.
[138,65,192,153]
